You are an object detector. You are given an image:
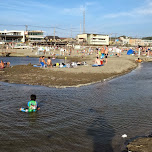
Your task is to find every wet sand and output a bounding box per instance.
[127,138,152,152]
[0,51,138,87]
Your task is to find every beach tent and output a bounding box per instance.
[127,49,134,55]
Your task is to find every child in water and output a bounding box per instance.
[20,94,39,112]
[136,58,142,63]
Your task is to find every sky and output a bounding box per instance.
[0,0,152,38]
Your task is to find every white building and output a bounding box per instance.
[142,40,152,46]
[77,33,109,45]
[119,36,130,45]
[0,30,25,42]
[26,31,44,43]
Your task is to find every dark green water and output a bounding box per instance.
[0,62,152,152]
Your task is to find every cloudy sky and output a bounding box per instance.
[0,0,152,37]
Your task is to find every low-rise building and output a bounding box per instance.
[26,31,44,43]
[77,33,109,45]
[0,30,25,42]
[141,40,152,46]
[119,36,152,47]
[119,36,130,45]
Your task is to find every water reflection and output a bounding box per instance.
[87,116,114,152]
[1,62,152,151]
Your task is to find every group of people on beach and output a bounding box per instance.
[93,46,109,65]
[39,56,52,68]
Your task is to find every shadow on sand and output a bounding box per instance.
[87,116,115,152]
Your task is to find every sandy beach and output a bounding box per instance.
[0,48,138,88]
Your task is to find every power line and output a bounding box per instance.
[0,24,81,33]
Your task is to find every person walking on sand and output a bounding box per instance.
[47,57,52,68]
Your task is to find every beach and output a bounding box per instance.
[1,48,152,152]
[0,48,138,88]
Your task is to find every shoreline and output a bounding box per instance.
[0,48,141,88]
[52,64,138,88]
[0,67,137,89]
[0,55,138,88]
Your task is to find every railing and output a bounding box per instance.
[0,40,22,43]
[0,34,22,36]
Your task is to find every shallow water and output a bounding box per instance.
[0,62,152,152]
[0,56,64,66]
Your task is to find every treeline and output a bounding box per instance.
[142,37,152,40]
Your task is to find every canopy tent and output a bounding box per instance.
[127,49,134,55]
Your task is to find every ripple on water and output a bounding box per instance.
[1,62,152,151]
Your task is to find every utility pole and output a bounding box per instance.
[54,28,55,40]
[71,28,72,38]
[115,33,118,45]
[80,23,82,34]
[83,9,85,34]
[25,25,28,43]
[54,27,56,47]
[25,25,28,31]
[110,33,113,46]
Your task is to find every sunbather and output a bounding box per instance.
[95,57,101,65]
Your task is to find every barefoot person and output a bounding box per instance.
[105,46,109,64]
[95,57,101,65]
[41,56,47,67]
[47,57,52,68]
[0,60,4,68]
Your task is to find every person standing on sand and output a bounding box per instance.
[105,46,109,64]
[101,46,105,54]
[47,57,52,68]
